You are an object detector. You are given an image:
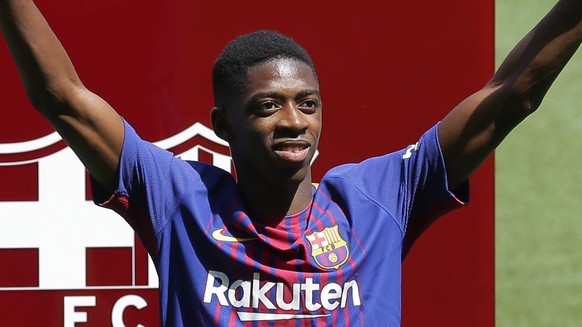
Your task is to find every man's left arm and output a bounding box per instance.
[439,0,582,189]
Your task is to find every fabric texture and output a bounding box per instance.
[92,120,468,327]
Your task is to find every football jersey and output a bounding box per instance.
[92,120,468,327]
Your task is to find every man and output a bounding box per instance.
[1,0,580,326]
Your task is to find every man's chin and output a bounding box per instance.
[269,166,311,187]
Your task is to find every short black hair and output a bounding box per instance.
[212,30,316,106]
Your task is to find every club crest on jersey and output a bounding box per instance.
[306,225,349,270]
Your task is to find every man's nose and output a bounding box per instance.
[277,104,309,132]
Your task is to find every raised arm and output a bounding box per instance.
[439,0,582,189]
[0,0,123,192]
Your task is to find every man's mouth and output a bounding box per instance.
[273,143,310,162]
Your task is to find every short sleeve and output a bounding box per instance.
[322,123,468,251]
[90,119,202,255]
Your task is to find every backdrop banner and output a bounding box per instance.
[0,0,494,326]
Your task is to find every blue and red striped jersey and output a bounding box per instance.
[93,120,468,327]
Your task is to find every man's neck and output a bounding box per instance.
[237,175,314,220]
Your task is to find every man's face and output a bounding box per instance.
[225,58,322,186]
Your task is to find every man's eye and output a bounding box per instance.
[304,100,317,107]
[299,99,319,111]
[257,101,280,111]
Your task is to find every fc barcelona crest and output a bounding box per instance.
[306,225,349,270]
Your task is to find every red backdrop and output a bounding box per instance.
[0,0,494,325]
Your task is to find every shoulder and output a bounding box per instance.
[185,160,234,183]
[321,150,404,189]
[317,152,403,208]
[182,160,238,195]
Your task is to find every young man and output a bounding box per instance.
[1,0,581,326]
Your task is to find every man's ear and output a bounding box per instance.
[211,106,233,142]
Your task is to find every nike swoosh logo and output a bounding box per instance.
[212,228,257,243]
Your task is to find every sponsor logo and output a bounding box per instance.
[203,270,361,322]
[211,228,257,243]
[306,225,349,270]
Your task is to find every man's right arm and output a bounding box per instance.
[0,0,124,192]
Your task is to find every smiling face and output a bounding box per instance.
[213,57,322,187]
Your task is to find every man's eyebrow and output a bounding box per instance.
[249,91,280,102]
[296,89,321,99]
[248,89,320,103]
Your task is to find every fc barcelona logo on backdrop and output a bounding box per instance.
[306,225,349,270]
[0,122,232,324]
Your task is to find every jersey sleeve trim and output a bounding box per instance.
[433,121,469,205]
[401,123,470,257]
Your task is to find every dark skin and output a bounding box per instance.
[1,0,581,221]
[438,0,582,189]
[211,58,322,218]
